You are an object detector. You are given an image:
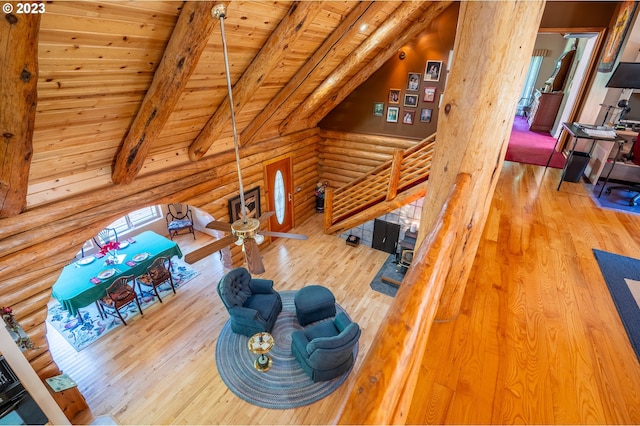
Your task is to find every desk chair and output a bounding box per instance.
[605,134,640,206]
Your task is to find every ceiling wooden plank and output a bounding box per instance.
[308,1,455,129]
[241,1,383,146]
[188,1,325,161]
[111,1,220,185]
[279,1,449,136]
[0,12,40,217]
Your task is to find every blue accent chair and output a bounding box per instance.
[291,312,361,382]
[217,267,282,337]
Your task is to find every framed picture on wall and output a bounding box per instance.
[423,86,436,102]
[407,73,421,91]
[373,102,384,116]
[228,186,261,223]
[386,106,399,123]
[404,94,418,107]
[424,60,442,81]
[420,108,432,123]
[389,89,401,104]
[402,110,415,125]
[598,0,637,72]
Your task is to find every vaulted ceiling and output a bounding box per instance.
[1,1,453,214]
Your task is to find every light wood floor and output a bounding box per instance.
[48,162,640,425]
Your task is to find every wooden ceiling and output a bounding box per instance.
[1,1,452,214]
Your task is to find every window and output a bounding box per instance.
[108,206,162,235]
[517,55,544,115]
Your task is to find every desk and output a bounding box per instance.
[52,231,182,316]
[546,122,625,196]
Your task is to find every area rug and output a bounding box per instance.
[47,259,199,351]
[215,290,357,409]
[369,254,402,297]
[505,116,566,168]
[592,249,640,360]
[584,182,640,216]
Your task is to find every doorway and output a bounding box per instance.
[264,156,294,237]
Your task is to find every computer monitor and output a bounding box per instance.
[606,62,640,89]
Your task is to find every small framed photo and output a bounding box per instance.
[373,102,384,116]
[423,86,436,102]
[389,89,401,104]
[424,60,442,81]
[407,72,421,91]
[402,110,415,125]
[386,106,399,123]
[228,186,261,223]
[404,94,418,108]
[420,108,432,123]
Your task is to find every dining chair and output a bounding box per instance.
[97,275,142,326]
[93,227,119,248]
[166,203,196,240]
[136,256,176,303]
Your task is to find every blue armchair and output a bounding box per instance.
[217,267,282,337]
[291,312,361,382]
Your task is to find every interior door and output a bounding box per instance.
[264,156,294,236]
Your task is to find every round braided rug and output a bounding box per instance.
[215,290,358,409]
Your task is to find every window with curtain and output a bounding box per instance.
[517,49,547,115]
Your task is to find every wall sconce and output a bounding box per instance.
[398,51,406,60]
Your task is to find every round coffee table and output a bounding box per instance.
[247,332,274,372]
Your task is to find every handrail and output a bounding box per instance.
[324,133,436,230]
[335,173,472,425]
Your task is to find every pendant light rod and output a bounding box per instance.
[213,4,247,224]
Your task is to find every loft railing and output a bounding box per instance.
[323,133,436,233]
[334,173,471,425]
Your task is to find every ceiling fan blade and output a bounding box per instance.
[184,235,236,264]
[258,211,275,222]
[243,238,265,275]
[206,220,233,232]
[259,230,308,240]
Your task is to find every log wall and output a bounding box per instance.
[318,130,419,189]
[0,129,320,419]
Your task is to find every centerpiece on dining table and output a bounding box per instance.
[100,241,122,265]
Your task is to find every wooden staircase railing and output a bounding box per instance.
[323,133,436,234]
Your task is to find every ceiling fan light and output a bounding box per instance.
[254,234,265,244]
[234,237,244,246]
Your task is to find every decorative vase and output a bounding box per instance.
[315,196,324,212]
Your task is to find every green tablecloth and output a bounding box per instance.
[52,231,183,316]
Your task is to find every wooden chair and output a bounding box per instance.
[136,256,175,303]
[93,227,118,248]
[166,203,195,240]
[97,275,142,326]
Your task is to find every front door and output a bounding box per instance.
[264,156,294,236]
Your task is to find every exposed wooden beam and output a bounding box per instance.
[188,1,325,161]
[0,12,40,217]
[305,1,454,131]
[111,1,219,185]
[279,1,446,136]
[241,1,383,146]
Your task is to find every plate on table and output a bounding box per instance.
[76,256,95,266]
[118,241,129,249]
[132,253,149,262]
[97,269,116,279]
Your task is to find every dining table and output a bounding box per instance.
[52,230,183,316]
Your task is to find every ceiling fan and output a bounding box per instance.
[184,4,307,274]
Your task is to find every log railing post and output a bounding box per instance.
[335,173,471,425]
[386,148,404,201]
[323,187,334,232]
